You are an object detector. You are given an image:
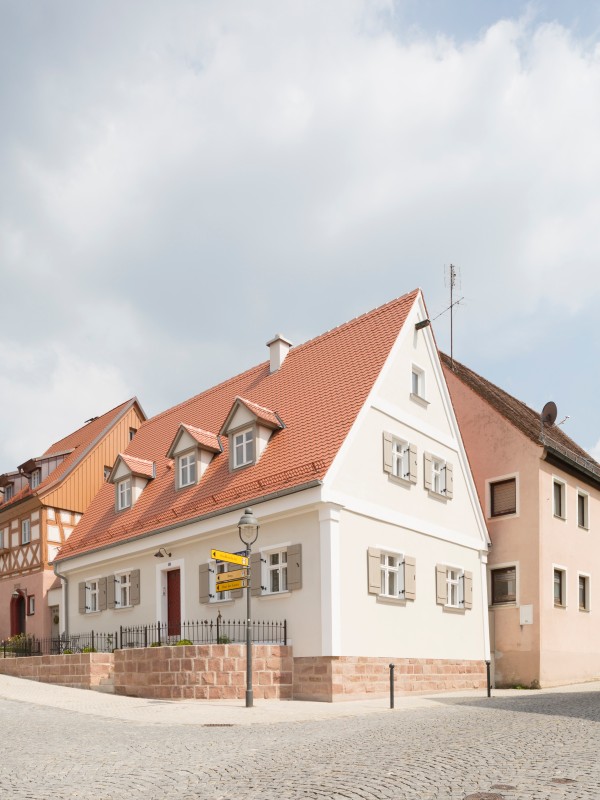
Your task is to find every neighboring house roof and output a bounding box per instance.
[57,289,420,561]
[0,398,144,513]
[440,353,600,478]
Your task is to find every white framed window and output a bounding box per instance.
[411,365,425,399]
[577,490,589,529]
[27,596,35,616]
[30,470,41,489]
[553,566,566,607]
[382,433,417,484]
[380,553,404,598]
[436,564,472,609]
[4,485,13,502]
[115,572,132,608]
[425,453,453,498]
[392,439,410,481]
[117,478,132,511]
[87,580,99,613]
[233,428,254,469]
[367,548,416,601]
[178,452,197,488]
[21,519,31,545]
[553,479,566,520]
[266,548,288,594]
[211,561,232,602]
[578,573,590,611]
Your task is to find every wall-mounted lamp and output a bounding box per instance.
[415,319,431,331]
[11,589,21,599]
[153,547,172,558]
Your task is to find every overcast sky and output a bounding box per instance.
[2,0,600,471]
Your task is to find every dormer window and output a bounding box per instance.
[31,470,41,489]
[233,428,255,469]
[178,452,197,487]
[117,478,132,510]
[4,485,13,502]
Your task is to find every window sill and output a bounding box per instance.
[489,512,518,520]
[209,599,234,605]
[553,514,566,521]
[428,490,449,503]
[410,393,429,408]
[260,591,291,600]
[578,524,589,531]
[579,607,590,613]
[388,474,412,487]
[377,594,407,606]
[442,605,465,614]
[490,601,517,607]
[114,605,134,611]
[553,603,566,609]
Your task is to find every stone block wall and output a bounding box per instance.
[0,652,113,690]
[113,644,293,700]
[293,656,487,701]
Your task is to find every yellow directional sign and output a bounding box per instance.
[219,568,247,582]
[216,579,248,593]
[211,549,249,567]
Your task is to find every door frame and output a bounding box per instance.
[155,557,185,627]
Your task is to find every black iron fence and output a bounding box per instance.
[1,618,287,657]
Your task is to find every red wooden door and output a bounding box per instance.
[10,595,25,636]
[167,569,181,637]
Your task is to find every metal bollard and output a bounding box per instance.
[389,663,395,708]
[485,659,492,698]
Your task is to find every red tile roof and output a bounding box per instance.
[0,398,143,513]
[226,397,283,431]
[116,454,155,480]
[57,290,420,561]
[177,425,222,454]
[440,353,600,470]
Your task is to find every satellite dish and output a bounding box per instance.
[541,401,558,427]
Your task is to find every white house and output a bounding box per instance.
[55,289,490,700]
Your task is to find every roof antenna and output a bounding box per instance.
[540,401,557,442]
[444,264,461,369]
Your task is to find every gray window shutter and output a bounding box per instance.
[436,565,447,605]
[130,569,141,606]
[98,577,107,611]
[229,561,244,599]
[107,575,116,609]
[78,582,87,614]
[199,563,211,604]
[287,544,302,591]
[409,444,418,484]
[445,462,454,499]
[250,551,262,597]
[404,556,416,600]
[463,571,473,609]
[382,432,393,474]
[367,548,381,594]
[424,452,433,491]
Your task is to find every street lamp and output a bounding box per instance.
[238,507,259,708]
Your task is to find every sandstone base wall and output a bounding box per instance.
[293,656,487,701]
[0,652,113,690]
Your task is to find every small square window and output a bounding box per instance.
[411,366,425,399]
[490,478,517,517]
[554,568,566,607]
[579,575,590,611]
[117,479,132,511]
[491,566,516,604]
[233,428,255,469]
[21,519,31,545]
[578,492,589,529]
[129,428,137,441]
[553,480,565,519]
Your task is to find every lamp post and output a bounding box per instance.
[238,507,259,708]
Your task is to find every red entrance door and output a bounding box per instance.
[10,594,25,636]
[167,569,181,637]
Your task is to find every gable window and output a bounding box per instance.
[490,478,517,517]
[178,452,197,488]
[554,568,566,607]
[436,564,472,610]
[491,566,516,604]
[117,479,132,511]
[411,366,425,399]
[21,519,31,545]
[579,574,590,611]
[553,480,566,519]
[382,433,417,484]
[30,470,41,489]
[577,491,589,529]
[104,466,112,481]
[233,428,254,469]
[425,453,453,499]
[129,427,137,441]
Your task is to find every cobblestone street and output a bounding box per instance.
[1,683,599,799]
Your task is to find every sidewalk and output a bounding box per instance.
[2,674,600,726]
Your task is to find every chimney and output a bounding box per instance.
[266,334,292,373]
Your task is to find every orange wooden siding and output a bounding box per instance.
[42,406,145,513]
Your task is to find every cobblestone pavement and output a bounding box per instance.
[1,687,600,799]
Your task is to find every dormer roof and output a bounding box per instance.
[166,425,222,459]
[108,454,155,483]
[57,289,420,561]
[219,397,284,435]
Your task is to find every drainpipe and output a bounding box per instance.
[53,562,69,637]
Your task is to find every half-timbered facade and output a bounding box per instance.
[0,398,146,640]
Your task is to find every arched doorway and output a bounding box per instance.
[10,593,26,636]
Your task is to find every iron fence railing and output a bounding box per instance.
[1,618,287,657]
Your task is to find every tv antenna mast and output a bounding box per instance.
[445,264,461,369]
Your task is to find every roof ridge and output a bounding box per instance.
[45,397,137,453]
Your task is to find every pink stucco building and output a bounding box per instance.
[442,354,600,688]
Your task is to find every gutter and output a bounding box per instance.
[52,562,70,636]
[54,478,324,567]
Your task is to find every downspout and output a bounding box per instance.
[53,561,69,637]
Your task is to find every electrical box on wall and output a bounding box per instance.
[520,604,533,625]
